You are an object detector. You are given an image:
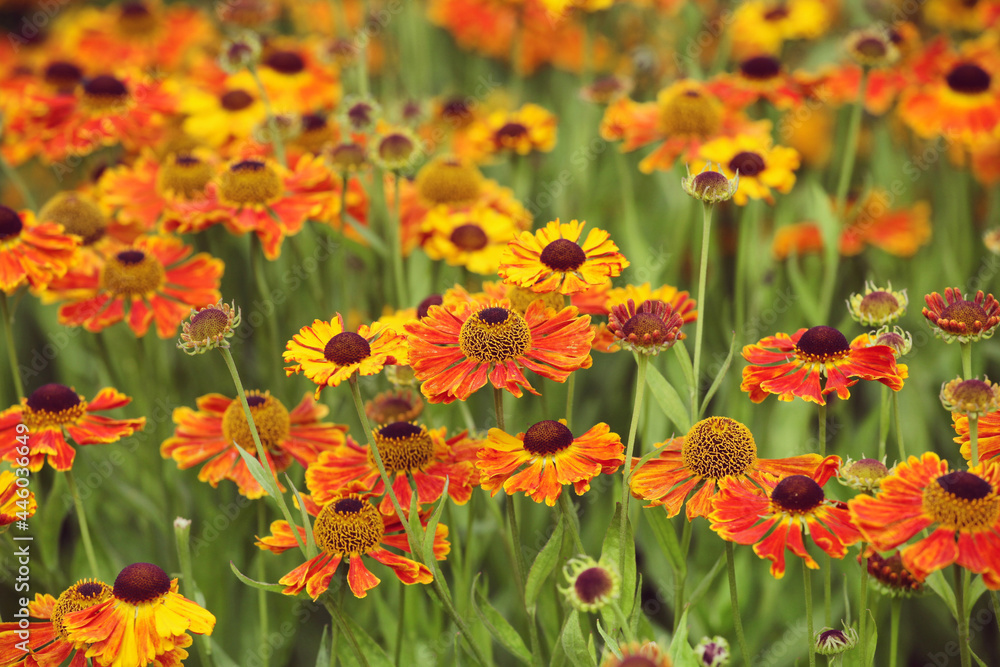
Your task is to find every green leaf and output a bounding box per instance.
[285,474,316,559]
[343,212,389,257]
[407,486,423,560]
[232,441,281,500]
[595,619,618,655]
[865,610,878,667]
[422,477,450,564]
[229,561,286,593]
[925,569,957,618]
[471,574,532,665]
[643,508,685,574]
[668,610,703,667]
[560,610,597,667]
[673,340,695,393]
[685,553,724,609]
[208,638,242,667]
[966,574,988,617]
[972,650,989,667]
[646,363,691,433]
[699,331,737,417]
[600,504,637,617]
[337,612,395,667]
[525,515,566,609]
[315,625,330,667]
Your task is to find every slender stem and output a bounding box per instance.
[725,542,752,666]
[257,503,270,667]
[961,342,973,380]
[174,518,213,666]
[0,152,37,212]
[804,563,816,667]
[673,517,691,633]
[65,470,100,576]
[504,492,541,667]
[859,542,869,666]
[389,172,408,308]
[619,355,648,576]
[609,599,637,644]
[323,595,370,667]
[969,416,979,468]
[691,204,714,419]
[991,591,1000,640]
[955,566,971,667]
[493,386,505,432]
[877,385,890,461]
[824,556,831,626]
[558,491,585,554]
[394,585,406,666]
[565,372,576,432]
[892,392,906,462]
[818,403,827,457]
[0,292,24,401]
[889,597,901,667]
[248,66,287,168]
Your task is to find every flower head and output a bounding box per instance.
[849,452,1000,588]
[847,281,907,326]
[0,384,145,472]
[869,325,913,357]
[415,155,483,206]
[372,128,423,172]
[923,287,1000,343]
[941,376,1000,418]
[682,163,739,204]
[38,191,108,245]
[861,549,925,597]
[741,325,904,405]
[499,219,629,295]
[845,28,899,68]
[607,299,686,355]
[177,300,240,354]
[0,206,79,293]
[560,556,621,613]
[219,32,262,73]
[600,641,672,667]
[695,636,730,666]
[815,624,858,655]
[838,456,891,492]
[479,419,623,506]
[365,389,425,424]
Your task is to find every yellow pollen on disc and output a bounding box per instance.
[658,89,721,138]
[218,160,283,206]
[51,579,112,638]
[923,471,1000,530]
[680,416,757,479]
[100,249,165,298]
[505,286,564,315]
[416,157,483,205]
[157,154,213,198]
[313,495,385,555]
[458,306,531,362]
[22,383,87,429]
[38,192,107,245]
[221,391,291,452]
[372,422,435,472]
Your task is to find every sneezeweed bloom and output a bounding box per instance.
[177,300,240,354]
[365,389,424,424]
[61,562,216,667]
[847,281,908,327]
[940,376,1000,418]
[953,410,1000,464]
[695,636,731,666]
[710,472,862,578]
[0,206,79,293]
[838,456,890,493]
[305,422,478,514]
[284,314,409,398]
[371,128,423,172]
[341,96,381,133]
[466,103,558,159]
[681,163,739,204]
[218,32,262,73]
[405,299,594,403]
[479,419,624,506]
[38,191,108,246]
[0,384,146,472]
[848,452,1000,588]
[630,416,840,520]
[415,155,483,206]
[51,235,224,338]
[741,325,904,405]
[0,469,36,528]
[607,299,685,355]
[421,203,523,275]
[161,391,346,499]
[868,325,913,358]
[690,134,800,205]
[845,28,899,68]
[861,549,925,597]
[256,492,447,599]
[815,625,858,656]
[922,287,1000,343]
[498,219,629,294]
[560,556,621,613]
[600,641,671,667]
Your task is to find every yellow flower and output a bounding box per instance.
[691,134,800,205]
[423,203,522,275]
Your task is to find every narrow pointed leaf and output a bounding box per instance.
[229,561,286,593]
[525,515,566,609]
[471,574,532,665]
[560,610,597,667]
[646,363,691,433]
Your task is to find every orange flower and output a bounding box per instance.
[61,563,215,667]
[50,235,223,338]
[0,206,79,293]
[706,55,805,111]
[629,416,840,520]
[284,314,409,398]
[742,326,904,405]
[404,299,594,403]
[849,452,1000,589]
[161,391,347,499]
[305,422,478,514]
[499,219,629,294]
[256,492,447,599]
[478,419,623,506]
[953,410,1000,464]
[710,470,861,578]
[463,103,558,161]
[0,384,145,472]
[0,469,35,528]
[922,287,1000,344]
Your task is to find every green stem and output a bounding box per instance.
[248,66,287,168]
[961,341,973,380]
[558,491,585,555]
[493,386,505,432]
[818,403,827,457]
[892,391,906,461]
[0,292,24,401]
[174,518,213,667]
[565,371,576,432]
[505,493,540,667]
[0,151,37,212]
[725,541,752,666]
[970,416,979,468]
[394,585,406,666]
[889,597,901,667]
[877,385,890,461]
[673,518,691,633]
[824,556,831,627]
[805,563,816,667]
[257,503,270,667]
[389,172,408,308]
[691,204,714,419]
[65,470,100,576]
[955,566,971,667]
[619,355,648,576]
[859,542,869,667]
[323,594,370,667]
[609,599,636,644]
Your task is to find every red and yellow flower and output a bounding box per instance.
[728,0,832,59]
[741,325,904,405]
[284,314,409,398]
[0,206,79,293]
[161,391,347,499]
[499,219,628,294]
[922,287,1000,343]
[256,492,447,599]
[630,416,840,520]
[0,384,145,472]
[479,419,623,506]
[463,103,558,161]
[49,235,223,338]
[710,470,862,578]
[706,55,805,111]
[404,299,594,403]
[422,203,524,275]
[849,452,1000,588]
[305,422,479,514]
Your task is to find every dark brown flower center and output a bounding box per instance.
[923,470,999,530]
[335,497,363,513]
[855,37,888,60]
[691,170,731,197]
[417,294,443,319]
[946,63,991,95]
[378,421,421,439]
[522,420,574,456]
[324,331,372,365]
[940,300,989,328]
[301,113,327,133]
[347,102,375,129]
[189,307,231,341]
[728,151,766,177]
[76,581,106,597]
[101,249,166,297]
[574,567,613,603]
[540,238,587,271]
[378,133,417,162]
[937,470,991,500]
[764,5,789,20]
[949,379,995,407]
[795,325,850,360]
[265,50,305,74]
[44,61,83,91]
[441,98,473,125]
[84,75,128,99]
[118,1,156,34]
[157,154,213,198]
[330,142,367,170]
[495,122,529,146]
[479,307,510,325]
[622,313,665,339]
[859,291,899,319]
[619,657,657,667]
[113,563,171,604]
[819,629,848,644]
[314,495,384,555]
[450,224,489,251]
[771,475,824,512]
[740,55,782,80]
[220,89,255,111]
[0,206,22,240]
[27,383,81,412]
